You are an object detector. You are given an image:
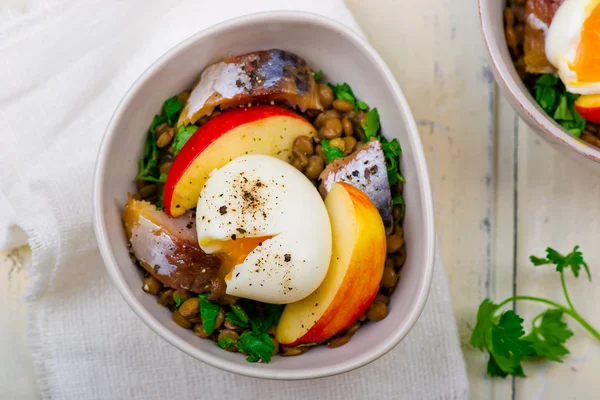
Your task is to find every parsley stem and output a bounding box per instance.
[496,296,564,310]
[497,296,600,342]
[560,271,575,311]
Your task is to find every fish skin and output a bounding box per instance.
[178,49,322,126]
[319,140,393,230]
[122,196,221,292]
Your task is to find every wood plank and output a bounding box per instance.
[512,123,600,399]
[345,1,496,397]
[491,95,520,399]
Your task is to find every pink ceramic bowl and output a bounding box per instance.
[479,0,600,170]
[93,11,435,380]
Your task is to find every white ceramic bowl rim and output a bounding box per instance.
[478,0,600,164]
[93,10,435,380]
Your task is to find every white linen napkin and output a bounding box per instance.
[0,0,469,399]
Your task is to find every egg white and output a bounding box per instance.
[546,0,600,94]
[196,155,332,304]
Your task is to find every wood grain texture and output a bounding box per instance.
[511,120,600,400]
[345,0,497,397]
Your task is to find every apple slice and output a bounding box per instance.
[575,94,600,124]
[164,105,317,217]
[275,182,387,346]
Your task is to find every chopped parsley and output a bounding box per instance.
[360,107,406,185]
[363,108,381,140]
[172,125,198,156]
[321,139,345,163]
[313,70,325,81]
[328,82,357,108]
[163,95,183,125]
[235,331,276,363]
[357,100,369,111]
[534,74,586,137]
[173,292,182,308]
[471,246,600,377]
[155,187,164,211]
[392,193,406,218]
[137,95,185,210]
[199,293,220,335]
[217,301,282,363]
[226,304,250,328]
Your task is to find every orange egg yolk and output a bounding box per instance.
[214,236,273,281]
[573,3,600,83]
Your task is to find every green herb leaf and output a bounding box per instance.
[362,108,381,141]
[534,75,586,138]
[536,74,561,87]
[155,187,164,211]
[487,352,509,378]
[249,303,283,335]
[531,246,591,281]
[470,299,532,377]
[236,331,276,363]
[553,95,573,121]
[328,83,357,108]
[150,114,168,134]
[136,131,160,182]
[199,294,220,335]
[470,299,500,350]
[174,293,182,308]
[231,304,249,324]
[226,304,250,328]
[472,246,599,378]
[392,193,405,206]
[536,86,558,113]
[216,335,237,350]
[357,100,369,111]
[172,125,198,156]
[163,96,183,124]
[392,193,406,219]
[321,140,345,163]
[226,311,249,328]
[313,70,325,81]
[141,173,167,183]
[523,310,573,362]
[381,137,401,157]
[491,311,532,366]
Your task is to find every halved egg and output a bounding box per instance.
[546,0,600,94]
[196,154,332,304]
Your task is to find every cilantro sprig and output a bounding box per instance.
[535,74,586,137]
[471,246,600,377]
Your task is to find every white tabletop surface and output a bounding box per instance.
[3,0,600,399]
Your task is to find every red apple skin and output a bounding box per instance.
[163,105,316,216]
[575,94,600,124]
[276,182,387,346]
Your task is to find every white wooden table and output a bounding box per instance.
[2,0,600,398]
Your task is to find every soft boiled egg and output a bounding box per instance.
[546,0,600,94]
[196,154,332,304]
